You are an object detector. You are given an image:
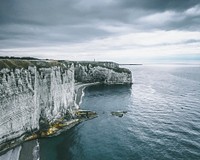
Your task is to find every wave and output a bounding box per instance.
[32,140,40,160]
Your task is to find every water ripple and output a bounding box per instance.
[38,65,200,160]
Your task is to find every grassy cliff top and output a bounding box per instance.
[0,57,131,74]
[0,59,64,70]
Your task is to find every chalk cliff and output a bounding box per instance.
[73,61,132,84]
[0,59,132,148]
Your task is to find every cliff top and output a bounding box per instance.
[0,59,66,70]
[0,57,131,74]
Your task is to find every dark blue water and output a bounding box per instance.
[39,65,200,160]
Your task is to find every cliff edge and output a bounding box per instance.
[0,58,132,151]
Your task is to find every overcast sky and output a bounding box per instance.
[0,0,200,63]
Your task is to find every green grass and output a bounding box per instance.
[0,59,67,70]
[0,59,131,74]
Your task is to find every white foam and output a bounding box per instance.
[32,140,40,160]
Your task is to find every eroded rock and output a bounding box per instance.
[111,111,128,117]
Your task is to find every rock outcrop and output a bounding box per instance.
[0,59,132,149]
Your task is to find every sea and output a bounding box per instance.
[1,64,200,160]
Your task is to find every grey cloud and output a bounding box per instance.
[0,24,111,49]
[118,0,200,11]
[0,0,200,50]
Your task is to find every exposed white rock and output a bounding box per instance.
[0,60,132,147]
[75,63,132,84]
[0,65,75,144]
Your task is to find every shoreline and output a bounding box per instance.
[75,82,100,106]
[18,83,100,159]
[0,82,100,157]
[19,140,37,160]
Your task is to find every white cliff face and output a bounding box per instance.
[0,60,132,147]
[75,63,132,84]
[0,65,75,144]
[37,66,76,121]
[93,66,132,84]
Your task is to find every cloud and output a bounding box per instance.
[0,0,200,63]
[137,4,200,30]
[138,11,182,27]
[1,30,200,63]
[118,0,200,11]
[185,4,200,16]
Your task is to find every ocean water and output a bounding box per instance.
[1,65,200,160]
[38,65,200,160]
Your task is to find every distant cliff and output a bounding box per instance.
[73,61,132,84]
[0,59,132,148]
